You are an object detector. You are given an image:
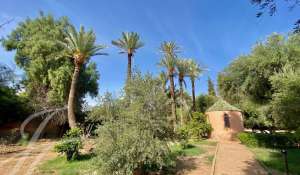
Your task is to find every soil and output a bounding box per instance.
[213,141,269,175]
[176,144,217,175]
[0,139,57,175]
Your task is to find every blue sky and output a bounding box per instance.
[0,0,299,105]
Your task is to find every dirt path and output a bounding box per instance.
[176,144,217,175]
[0,140,57,175]
[213,141,268,175]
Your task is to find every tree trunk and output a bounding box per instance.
[191,79,196,112]
[127,53,132,82]
[67,64,80,128]
[179,78,184,126]
[169,73,177,130]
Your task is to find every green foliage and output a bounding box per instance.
[60,25,106,61]
[178,112,212,140]
[93,72,173,175]
[95,121,170,175]
[54,128,83,161]
[88,92,121,123]
[195,94,216,113]
[207,77,216,96]
[169,143,204,157]
[270,65,300,129]
[252,148,300,175]
[218,33,300,129]
[187,59,203,82]
[241,101,275,130]
[0,86,32,125]
[111,32,144,54]
[1,13,99,110]
[238,132,299,148]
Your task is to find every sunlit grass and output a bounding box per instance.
[251,148,300,175]
[38,154,94,175]
[190,139,217,146]
[170,143,205,156]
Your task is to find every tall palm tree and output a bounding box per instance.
[112,32,144,81]
[158,71,168,93]
[60,25,106,128]
[176,59,190,125]
[188,59,203,111]
[158,41,180,130]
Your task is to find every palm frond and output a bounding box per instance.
[112,32,144,55]
[59,25,107,63]
[187,59,205,81]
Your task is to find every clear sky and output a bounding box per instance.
[0,0,299,105]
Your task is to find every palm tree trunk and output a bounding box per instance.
[179,78,184,126]
[169,74,177,130]
[67,64,80,128]
[162,83,166,94]
[191,79,196,111]
[127,53,132,81]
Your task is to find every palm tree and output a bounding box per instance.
[188,59,203,111]
[158,71,168,93]
[60,25,106,128]
[112,32,144,81]
[176,59,190,125]
[158,41,180,130]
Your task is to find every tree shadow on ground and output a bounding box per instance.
[174,157,199,175]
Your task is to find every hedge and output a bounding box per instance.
[238,132,300,149]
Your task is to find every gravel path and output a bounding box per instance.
[0,140,56,175]
[213,141,268,175]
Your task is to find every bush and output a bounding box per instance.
[94,120,171,175]
[179,112,212,140]
[92,72,173,175]
[54,128,83,161]
[238,132,298,148]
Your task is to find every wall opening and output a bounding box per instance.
[224,113,230,128]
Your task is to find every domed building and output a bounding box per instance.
[206,99,244,141]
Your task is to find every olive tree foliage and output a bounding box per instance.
[92,71,173,175]
[2,13,99,110]
[218,33,300,129]
[270,65,300,129]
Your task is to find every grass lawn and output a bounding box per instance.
[170,143,205,156]
[251,148,300,175]
[38,154,94,175]
[39,141,214,175]
[190,139,218,146]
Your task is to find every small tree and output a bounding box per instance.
[93,71,173,175]
[208,77,216,96]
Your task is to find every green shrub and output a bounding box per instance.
[176,126,189,148]
[238,132,298,148]
[238,132,259,147]
[54,128,83,161]
[94,120,171,175]
[179,112,212,140]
